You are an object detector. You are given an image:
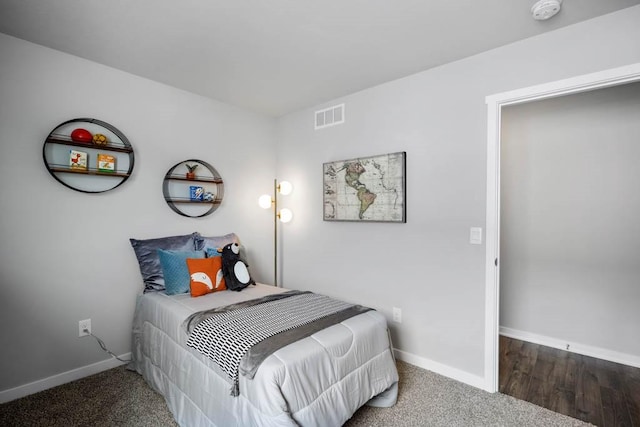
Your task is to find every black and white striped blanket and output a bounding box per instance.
[184,291,369,396]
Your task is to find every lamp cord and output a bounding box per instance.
[87,331,131,363]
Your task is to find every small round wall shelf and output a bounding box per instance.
[42,118,135,193]
[163,159,224,218]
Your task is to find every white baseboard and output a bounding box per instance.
[393,348,487,391]
[500,326,640,368]
[0,353,131,404]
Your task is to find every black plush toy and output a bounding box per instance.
[219,243,255,291]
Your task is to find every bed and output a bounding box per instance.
[129,283,399,426]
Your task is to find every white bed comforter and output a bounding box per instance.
[130,284,399,427]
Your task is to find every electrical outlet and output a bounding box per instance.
[392,307,402,323]
[78,319,91,337]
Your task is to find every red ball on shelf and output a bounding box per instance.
[70,128,92,143]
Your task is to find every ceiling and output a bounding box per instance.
[1,1,638,117]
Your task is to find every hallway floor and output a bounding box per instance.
[499,335,640,426]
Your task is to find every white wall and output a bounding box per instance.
[0,33,276,394]
[276,6,640,384]
[500,82,640,359]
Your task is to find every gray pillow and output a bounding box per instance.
[130,232,198,292]
[194,232,240,252]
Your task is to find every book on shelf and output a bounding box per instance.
[69,150,88,170]
[190,186,204,201]
[97,153,116,172]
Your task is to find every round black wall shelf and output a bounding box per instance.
[42,118,135,193]
[163,159,224,217]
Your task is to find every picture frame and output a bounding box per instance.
[323,151,406,223]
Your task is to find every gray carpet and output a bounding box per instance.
[0,361,591,426]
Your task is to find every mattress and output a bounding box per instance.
[130,283,399,427]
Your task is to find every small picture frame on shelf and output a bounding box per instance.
[97,153,116,172]
[190,186,204,201]
[69,150,88,170]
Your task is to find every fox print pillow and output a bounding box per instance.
[186,257,226,297]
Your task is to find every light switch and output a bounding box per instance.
[470,227,482,245]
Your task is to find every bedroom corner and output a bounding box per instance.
[0,33,278,401]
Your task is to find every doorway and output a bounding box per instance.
[499,80,640,359]
[484,62,640,393]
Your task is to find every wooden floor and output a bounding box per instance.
[499,336,640,427]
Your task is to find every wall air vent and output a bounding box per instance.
[315,104,345,130]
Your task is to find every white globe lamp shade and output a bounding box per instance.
[278,181,293,196]
[278,208,293,223]
[258,194,272,209]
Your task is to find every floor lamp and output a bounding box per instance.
[259,179,292,287]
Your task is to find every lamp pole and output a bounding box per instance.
[273,178,278,287]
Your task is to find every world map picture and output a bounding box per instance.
[323,151,406,222]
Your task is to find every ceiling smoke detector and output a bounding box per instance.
[531,0,562,20]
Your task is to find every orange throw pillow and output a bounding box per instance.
[186,257,226,297]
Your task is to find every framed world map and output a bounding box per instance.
[323,151,406,223]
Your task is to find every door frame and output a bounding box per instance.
[483,62,640,392]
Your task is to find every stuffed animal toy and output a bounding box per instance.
[219,243,255,291]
